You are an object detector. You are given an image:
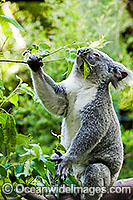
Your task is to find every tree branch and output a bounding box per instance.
[0,59,27,64]
[0,58,65,65]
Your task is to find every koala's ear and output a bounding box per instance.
[109,62,129,88]
[114,68,128,81]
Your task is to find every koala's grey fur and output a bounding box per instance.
[27,48,131,200]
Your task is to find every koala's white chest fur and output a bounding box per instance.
[61,73,97,150]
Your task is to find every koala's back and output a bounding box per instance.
[89,118,123,173]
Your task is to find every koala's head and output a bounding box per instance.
[76,47,130,88]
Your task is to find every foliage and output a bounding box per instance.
[1,15,24,32]
[0,0,132,198]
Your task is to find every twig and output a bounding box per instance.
[0,37,9,51]
[0,40,90,65]
[0,58,66,65]
[42,58,66,63]
[44,41,76,57]
[42,40,89,58]
[0,59,27,64]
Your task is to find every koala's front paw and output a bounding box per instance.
[27,55,43,72]
[50,152,72,182]
[56,155,71,181]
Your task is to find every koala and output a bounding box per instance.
[27,48,130,200]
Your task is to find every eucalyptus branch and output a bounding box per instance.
[44,41,76,57]
[42,57,66,62]
[0,58,66,65]
[42,40,89,58]
[0,59,27,64]
[0,41,90,65]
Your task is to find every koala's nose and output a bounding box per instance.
[77,47,88,55]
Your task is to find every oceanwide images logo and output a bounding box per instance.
[1,183,131,196]
[2,183,13,195]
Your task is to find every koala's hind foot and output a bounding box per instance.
[81,163,111,200]
[27,55,43,72]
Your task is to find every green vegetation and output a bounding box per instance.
[0,0,132,198]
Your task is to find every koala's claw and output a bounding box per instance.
[49,157,63,165]
[49,154,70,182]
[27,55,43,72]
[58,164,68,181]
[54,148,63,157]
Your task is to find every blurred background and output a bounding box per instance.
[0,0,132,179]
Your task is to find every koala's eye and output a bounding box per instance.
[93,52,100,58]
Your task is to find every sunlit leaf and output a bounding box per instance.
[39,43,50,51]
[65,48,77,63]
[88,38,110,49]
[0,113,7,125]
[16,134,32,145]
[0,80,5,90]
[24,160,33,177]
[20,83,35,97]
[27,44,39,54]
[39,43,50,57]
[56,143,66,153]
[84,62,90,80]
[1,15,24,32]
[30,144,42,161]
[9,94,18,107]
[0,90,4,98]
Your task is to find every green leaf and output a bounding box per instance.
[56,143,66,153]
[39,43,50,51]
[4,114,17,155]
[27,45,39,54]
[88,38,109,49]
[67,173,80,186]
[9,94,18,107]
[39,43,50,57]
[84,62,90,80]
[1,15,24,32]
[0,127,4,153]
[0,80,5,90]
[39,154,55,178]
[30,144,42,161]
[0,113,7,125]
[20,83,35,97]
[16,134,32,145]
[31,159,46,178]
[65,48,77,63]
[24,160,33,177]
[0,90,4,98]
[0,165,7,178]
[15,164,24,175]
